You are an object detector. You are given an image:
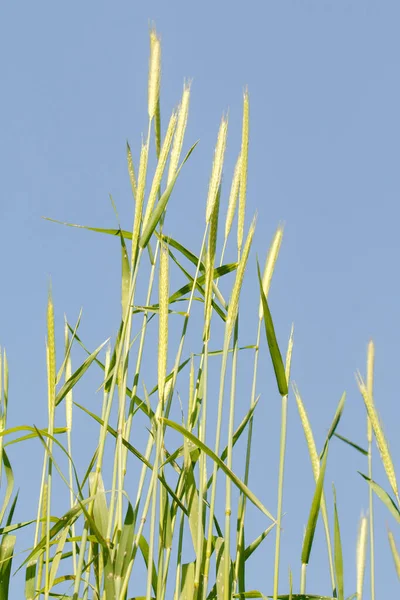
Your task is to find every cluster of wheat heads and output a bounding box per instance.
[0,27,399,600]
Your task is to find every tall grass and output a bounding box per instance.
[0,27,399,599]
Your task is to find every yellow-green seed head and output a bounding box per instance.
[258,226,284,319]
[131,142,149,261]
[168,81,191,184]
[293,384,319,481]
[143,110,177,232]
[238,89,249,253]
[158,243,169,401]
[366,339,375,443]
[226,215,256,340]
[356,513,368,599]
[148,28,161,120]
[357,372,399,502]
[224,153,241,240]
[206,115,228,224]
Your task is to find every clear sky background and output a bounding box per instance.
[1,1,400,597]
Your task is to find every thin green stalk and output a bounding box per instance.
[114,121,153,543]
[158,235,209,597]
[224,319,239,599]
[300,562,307,595]
[125,224,207,598]
[173,508,185,600]
[160,362,203,600]
[44,290,56,600]
[64,322,77,577]
[36,482,48,597]
[161,454,191,599]
[367,340,375,600]
[121,439,166,598]
[203,332,230,598]
[194,342,207,597]
[273,326,294,600]
[194,190,219,596]
[106,428,120,543]
[121,240,160,481]
[234,227,283,593]
[273,392,288,599]
[293,385,335,593]
[234,319,261,593]
[82,541,94,600]
[146,406,162,600]
[73,248,144,600]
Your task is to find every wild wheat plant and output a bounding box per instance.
[0,27,399,600]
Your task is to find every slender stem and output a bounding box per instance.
[126,227,207,597]
[203,331,230,598]
[173,509,185,600]
[273,393,288,599]
[146,404,162,600]
[73,249,144,600]
[224,319,239,599]
[194,340,208,595]
[368,424,375,600]
[234,320,262,592]
[320,493,336,593]
[300,563,307,595]
[367,341,375,600]
[121,240,160,476]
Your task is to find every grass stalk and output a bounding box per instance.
[300,561,307,594]
[367,340,375,600]
[293,384,336,593]
[203,219,255,597]
[234,226,283,593]
[356,513,368,599]
[44,289,56,600]
[273,325,294,600]
[237,90,249,254]
[64,321,77,577]
[224,318,239,599]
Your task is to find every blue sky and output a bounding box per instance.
[1,1,400,597]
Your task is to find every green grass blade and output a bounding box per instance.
[119,227,131,316]
[88,473,109,539]
[48,526,70,591]
[358,472,400,524]
[326,392,346,441]
[138,535,158,596]
[244,523,275,560]
[0,449,14,526]
[139,142,198,249]
[257,261,288,396]
[159,481,172,550]
[74,402,188,515]
[183,454,200,556]
[333,433,368,456]
[216,537,230,599]
[159,234,206,272]
[43,217,132,239]
[388,529,400,580]
[161,418,275,521]
[180,561,195,600]
[55,339,109,406]
[0,534,15,598]
[301,443,329,565]
[114,501,135,579]
[333,485,344,600]
[19,503,84,571]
